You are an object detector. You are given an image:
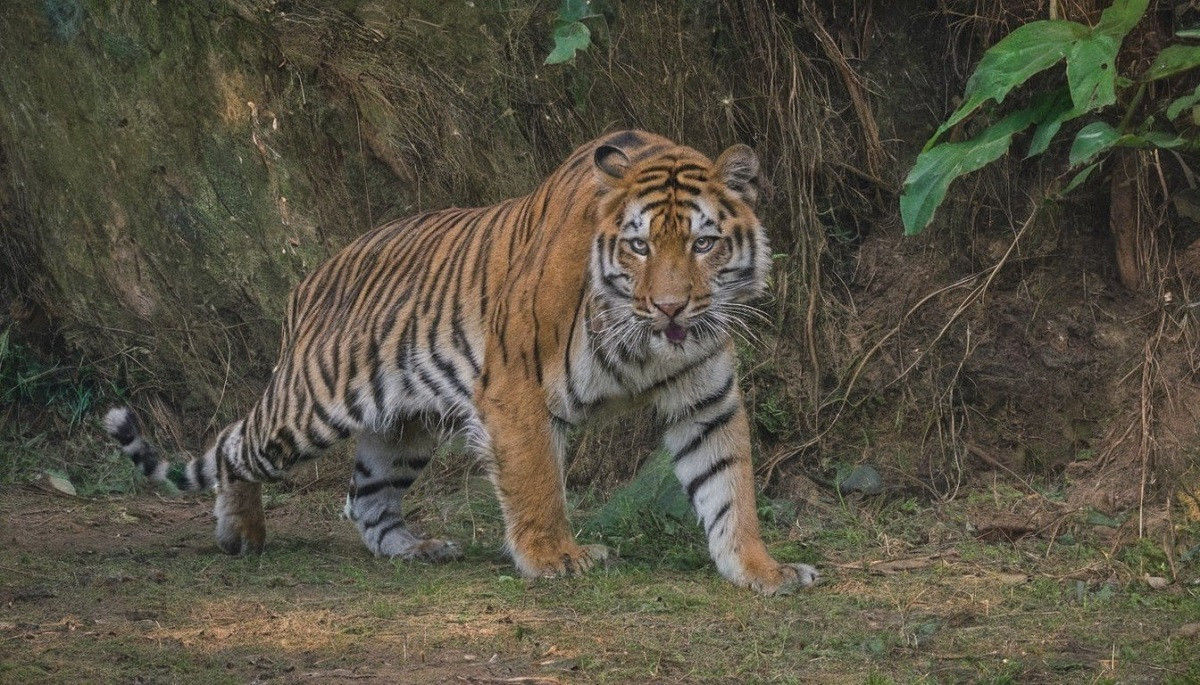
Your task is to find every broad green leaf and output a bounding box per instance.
[1094,0,1150,39]
[903,109,1039,235]
[1027,88,1073,157]
[927,20,1087,149]
[1167,84,1200,119]
[1066,34,1119,113]
[41,470,77,496]
[1059,162,1099,195]
[1069,121,1120,166]
[1143,44,1200,81]
[545,21,591,65]
[584,450,689,535]
[1139,131,1187,148]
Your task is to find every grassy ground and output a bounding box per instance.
[1,458,1198,685]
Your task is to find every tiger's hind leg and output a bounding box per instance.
[215,480,265,555]
[344,421,462,563]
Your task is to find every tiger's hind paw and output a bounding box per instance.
[215,519,266,556]
[393,538,463,563]
[214,482,265,556]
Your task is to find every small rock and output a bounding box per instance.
[837,464,883,496]
[1144,574,1170,590]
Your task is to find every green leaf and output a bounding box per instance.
[1086,508,1124,528]
[1176,28,1200,39]
[545,21,591,65]
[1167,84,1200,119]
[584,450,689,535]
[1059,162,1099,195]
[1094,0,1150,39]
[1069,121,1120,166]
[1066,34,1119,113]
[41,470,76,496]
[1139,131,1187,148]
[558,0,598,23]
[927,20,1087,149]
[1143,44,1200,81]
[902,109,1039,235]
[1027,88,1074,157]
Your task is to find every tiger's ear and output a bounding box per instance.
[594,145,631,181]
[714,144,763,208]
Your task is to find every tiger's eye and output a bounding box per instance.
[628,238,649,256]
[693,236,716,254]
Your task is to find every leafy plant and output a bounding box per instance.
[545,0,599,65]
[901,0,1200,235]
[0,327,104,429]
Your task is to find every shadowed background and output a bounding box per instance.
[2,0,1198,523]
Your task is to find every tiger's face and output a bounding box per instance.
[590,143,771,352]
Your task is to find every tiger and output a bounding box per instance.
[104,129,820,594]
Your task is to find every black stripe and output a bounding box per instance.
[359,508,390,530]
[605,130,645,148]
[718,196,739,217]
[354,460,372,479]
[192,459,209,490]
[427,324,473,401]
[306,425,334,450]
[668,376,734,425]
[353,475,417,500]
[561,287,587,411]
[373,519,407,541]
[672,405,739,464]
[650,346,722,394]
[686,457,735,504]
[641,198,667,212]
[276,426,302,467]
[532,308,543,385]
[109,412,139,446]
[705,501,732,536]
[312,402,352,439]
[346,387,366,425]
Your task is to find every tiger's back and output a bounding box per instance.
[105,130,820,594]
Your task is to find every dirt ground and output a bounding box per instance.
[1,475,1197,685]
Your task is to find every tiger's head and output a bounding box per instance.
[589,140,771,352]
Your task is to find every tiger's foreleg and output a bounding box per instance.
[475,380,608,578]
[655,349,819,595]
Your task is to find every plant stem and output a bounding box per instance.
[1118,82,1147,134]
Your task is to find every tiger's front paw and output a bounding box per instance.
[513,540,610,578]
[744,561,821,596]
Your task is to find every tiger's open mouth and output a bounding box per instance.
[663,322,688,344]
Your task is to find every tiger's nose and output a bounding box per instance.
[652,298,688,319]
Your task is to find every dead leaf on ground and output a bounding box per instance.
[1177,623,1200,639]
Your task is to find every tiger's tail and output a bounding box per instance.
[104,406,215,492]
